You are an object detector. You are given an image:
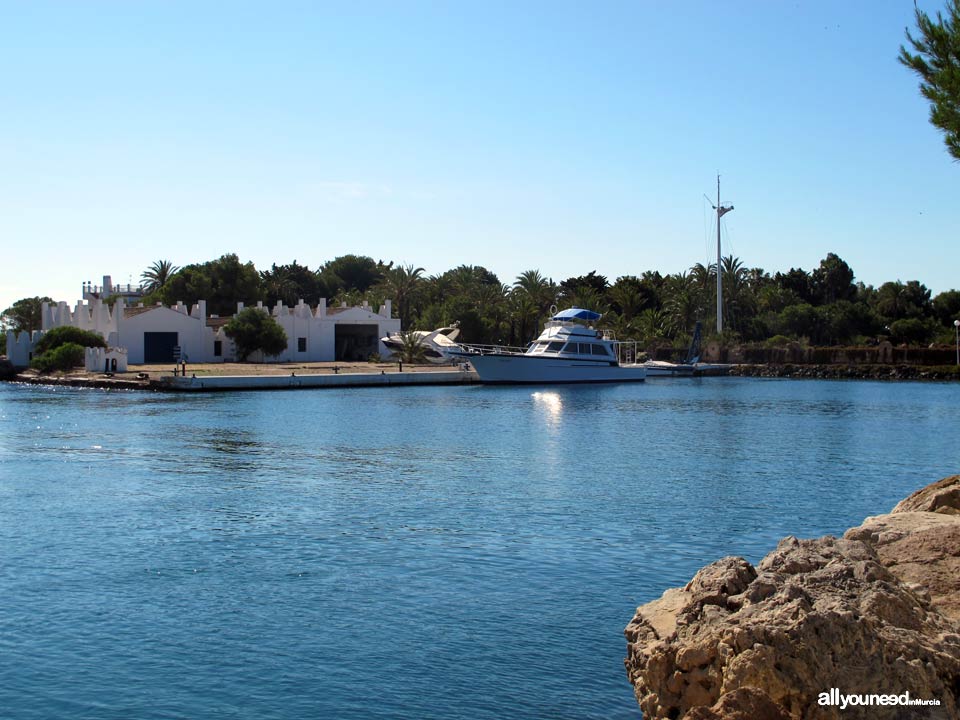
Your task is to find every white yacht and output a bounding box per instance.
[381,325,462,363]
[453,308,646,384]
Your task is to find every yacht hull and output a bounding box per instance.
[467,354,646,384]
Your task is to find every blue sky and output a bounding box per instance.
[1,0,956,315]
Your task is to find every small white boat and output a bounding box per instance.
[641,322,702,377]
[643,359,696,377]
[381,325,462,363]
[452,308,646,384]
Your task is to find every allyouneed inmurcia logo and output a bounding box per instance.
[818,689,941,709]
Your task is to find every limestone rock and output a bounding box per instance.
[845,510,960,624]
[625,477,960,719]
[892,475,960,515]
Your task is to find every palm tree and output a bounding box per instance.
[663,273,701,338]
[720,255,752,334]
[141,260,180,294]
[608,277,645,320]
[636,308,667,342]
[514,270,555,311]
[260,265,298,307]
[394,330,427,364]
[509,292,540,345]
[380,264,425,327]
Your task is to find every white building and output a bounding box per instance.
[82,274,145,305]
[5,296,400,367]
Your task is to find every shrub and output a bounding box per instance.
[35,326,106,355]
[223,308,288,361]
[31,342,86,373]
[393,330,426,364]
[889,317,936,345]
[765,334,793,347]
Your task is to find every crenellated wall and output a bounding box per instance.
[86,347,128,373]
[5,330,41,368]
[38,297,401,365]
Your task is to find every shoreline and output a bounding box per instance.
[4,361,478,392]
[3,360,959,391]
[728,363,960,381]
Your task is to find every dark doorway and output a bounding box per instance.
[334,324,379,361]
[144,332,178,363]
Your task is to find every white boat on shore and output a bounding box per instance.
[643,359,696,377]
[641,322,702,377]
[452,308,646,384]
[381,325,462,363]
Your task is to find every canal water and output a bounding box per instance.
[1,378,958,719]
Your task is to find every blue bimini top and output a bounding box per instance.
[551,307,602,321]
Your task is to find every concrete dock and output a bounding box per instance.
[160,368,479,391]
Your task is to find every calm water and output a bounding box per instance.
[1,377,959,719]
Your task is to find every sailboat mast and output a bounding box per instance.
[716,175,722,335]
[713,175,734,335]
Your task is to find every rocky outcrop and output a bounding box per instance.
[625,475,960,719]
[728,363,960,381]
[0,357,16,380]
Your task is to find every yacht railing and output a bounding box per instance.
[612,340,642,366]
[451,343,529,356]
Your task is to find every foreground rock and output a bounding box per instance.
[625,475,960,719]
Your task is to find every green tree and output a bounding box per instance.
[873,280,932,321]
[31,343,86,373]
[378,264,425,327]
[2,296,53,334]
[558,271,608,306]
[932,289,960,325]
[319,255,385,295]
[811,253,857,304]
[777,303,819,341]
[663,273,701,338]
[223,308,288,361]
[889,317,937,345]
[514,270,556,312]
[140,260,180,294]
[260,261,324,307]
[160,254,262,316]
[636,308,667,342]
[35,327,107,355]
[719,255,756,336]
[900,0,960,160]
[509,291,540,345]
[775,268,815,305]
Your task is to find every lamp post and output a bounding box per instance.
[955,319,959,366]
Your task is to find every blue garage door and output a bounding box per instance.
[144,332,178,363]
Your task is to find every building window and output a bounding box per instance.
[298,337,307,353]
[214,341,222,357]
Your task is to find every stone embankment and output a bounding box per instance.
[2,362,477,392]
[729,364,960,381]
[625,476,960,719]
